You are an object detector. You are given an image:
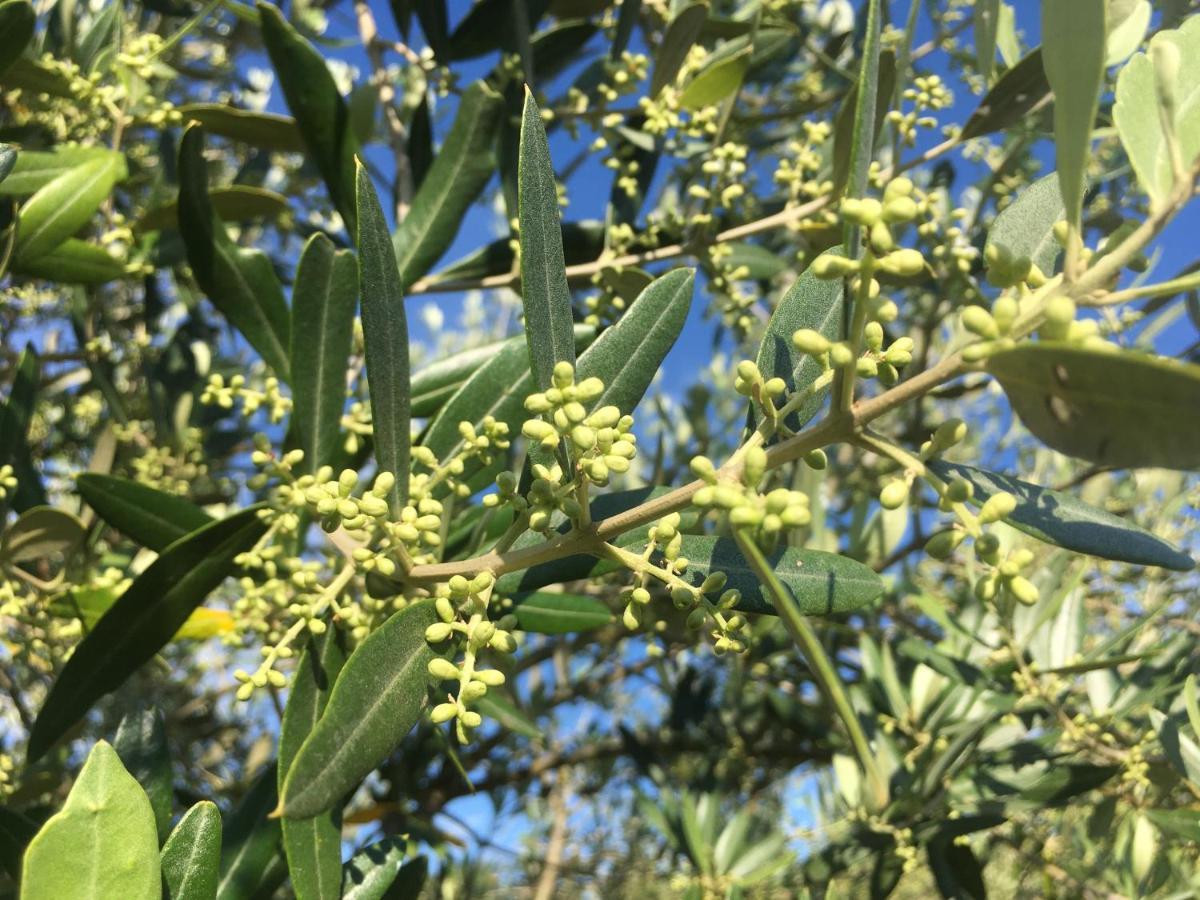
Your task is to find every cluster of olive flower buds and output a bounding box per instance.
[691,447,811,545]
[302,468,395,533]
[0,465,16,502]
[521,365,638,489]
[200,373,292,423]
[424,572,520,742]
[791,326,914,387]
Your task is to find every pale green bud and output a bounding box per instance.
[878,248,926,277]
[428,658,460,680]
[743,446,767,485]
[431,703,458,723]
[461,681,488,701]
[1008,575,1039,606]
[552,360,575,388]
[880,480,908,509]
[461,711,483,729]
[961,306,999,339]
[979,491,1017,524]
[812,254,858,280]
[792,328,831,355]
[475,669,506,686]
[864,321,884,351]
[425,622,453,642]
[805,449,828,469]
[925,529,965,560]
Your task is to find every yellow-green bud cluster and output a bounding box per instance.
[692,447,811,546]
[0,465,16,501]
[424,572,520,742]
[200,373,292,423]
[303,468,396,533]
[974,546,1039,607]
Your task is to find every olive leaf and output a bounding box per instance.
[961,49,1050,140]
[340,837,409,900]
[178,125,292,381]
[138,186,290,232]
[13,153,126,263]
[280,601,438,819]
[27,507,268,762]
[985,171,1066,279]
[9,238,124,284]
[650,3,707,96]
[290,233,358,472]
[0,0,34,80]
[0,506,85,565]
[356,160,412,513]
[1114,16,1200,210]
[986,343,1200,470]
[258,1,360,233]
[77,473,214,551]
[216,764,285,900]
[21,742,160,900]
[0,145,121,196]
[511,591,614,634]
[279,628,348,900]
[113,708,174,842]
[928,460,1193,570]
[161,801,222,900]
[392,80,503,289]
[1042,0,1106,229]
[518,89,576,392]
[176,103,305,152]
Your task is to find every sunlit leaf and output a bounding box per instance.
[161,801,222,900]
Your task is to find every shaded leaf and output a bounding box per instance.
[974,0,1000,83]
[179,125,292,380]
[836,0,884,205]
[411,334,534,418]
[391,80,502,289]
[518,89,576,391]
[113,708,173,843]
[0,506,85,564]
[0,345,44,513]
[0,0,35,79]
[258,1,360,233]
[138,186,290,232]
[21,742,159,900]
[161,801,222,900]
[961,49,1050,140]
[290,233,357,472]
[987,343,1200,470]
[1042,0,1106,228]
[832,47,895,198]
[650,3,707,96]
[216,764,284,900]
[680,45,751,111]
[280,601,438,819]
[77,473,213,552]
[474,691,543,739]
[279,628,349,900]
[668,536,884,617]
[9,237,125,283]
[176,103,305,152]
[511,591,613,634]
[356,161,412,513]
[27,507,268,762]
[0,806,36,883]
[928,460,1192,570]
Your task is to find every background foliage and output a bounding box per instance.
[1,0,1199,897]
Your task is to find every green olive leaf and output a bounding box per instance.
[161,801,222,900]
[216,764,285,900]
[356,160,412,513]
[392,80,503,289]
[138,186,290,233]
[9,238,125,284]
[77,473,214,551]
[258,1,360,234]
[986,343,1200,470]
[680,45,751,111]
[985,171,1066,279]
[928,460,1193,570]
[1042,0,1106,228]
[113,708,174,842]
[178,125,292,381]
[14,153,126,263]
[280,601,438,819]
[27,507,268,763]
[0,506,85,564]
[340,837,411,900]
[650,3,708,97]
[518,89,577,392]
[176,103,306,152]
[290,233,358,472]
[21,742,160,900]
[510,591,614,634]
[0,0,35,79]
[279,628,349,900]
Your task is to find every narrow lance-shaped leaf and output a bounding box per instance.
[27,507,268,762]
[974,0,1000,83]
[77,473,214,551]
[0,806,36,883]
[0,145,16,186]
[216,764,285,900]
[961,48,1050,140]
[843,0,882,212]
[927,460,1193,571]
[574,268,694,415]
[21,742,160,900]
[176,103,306,152]
[258,1,360,234]
[411,333,539,418]
[391,80,503,289]
[280,601,438,819]
[650,3,707,96]
[1042,0,1105,229]
[290,233,357,472]
[755,247,843,432]
[518,89,576,392]
[113,708,174,843]
[178,125,292,381]
[356,160,411,513]
[13,152,125,263]
[9,238,125,284]
[279,628,349,900]
[161,801,222,900]
[511,591,613,634]
[986,343,1200,470]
